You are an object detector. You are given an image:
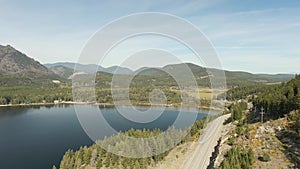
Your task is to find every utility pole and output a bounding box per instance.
[260,107,264,123]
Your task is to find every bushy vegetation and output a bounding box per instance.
[190,117,208,140]
[229,101,248,121]
[287,110,300,136]
[295,112,300,136]
[220,146,254,169]
[259,152,271,162]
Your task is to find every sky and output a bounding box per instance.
[0,0,299,74]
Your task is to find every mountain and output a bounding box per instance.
[1,44,292,88]
[135,67,165,75]
[46,61,293,87]
[0,45,63,86]
[48,65,74,79]
[0,45,50,74]
[105,66,133,75]
[256,74,295,82]
[44,62,133,75]
[45,62,103,73]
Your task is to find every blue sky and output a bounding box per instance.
[0,0,299,73]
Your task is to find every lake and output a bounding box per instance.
[0,105,212,169]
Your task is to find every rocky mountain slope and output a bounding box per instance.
[0,45,50,74]
[0,45,63,86]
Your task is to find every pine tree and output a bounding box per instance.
[134,160,141,169]
[96,156,103,169]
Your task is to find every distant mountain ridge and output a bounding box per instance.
[45,62,294,86]
[44,62,133,75]
[0,44,294,87]
[48,66,74,79]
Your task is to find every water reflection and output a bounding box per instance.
[0,104,73,118]
[0,106,31,117]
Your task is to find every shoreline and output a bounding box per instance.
[0,101,224,111]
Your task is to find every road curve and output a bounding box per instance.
[181,114,230,169]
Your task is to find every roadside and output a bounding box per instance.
[148,114,231,169]
[214,109,295,169]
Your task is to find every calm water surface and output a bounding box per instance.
[0,105,211,169]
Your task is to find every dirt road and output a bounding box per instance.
[181,114,230,169]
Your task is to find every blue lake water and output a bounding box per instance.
[0,105,212,169]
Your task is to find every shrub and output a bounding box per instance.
[259,152,271,162]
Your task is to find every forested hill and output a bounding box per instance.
[225,75,300,115]
[252,75,300,118]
